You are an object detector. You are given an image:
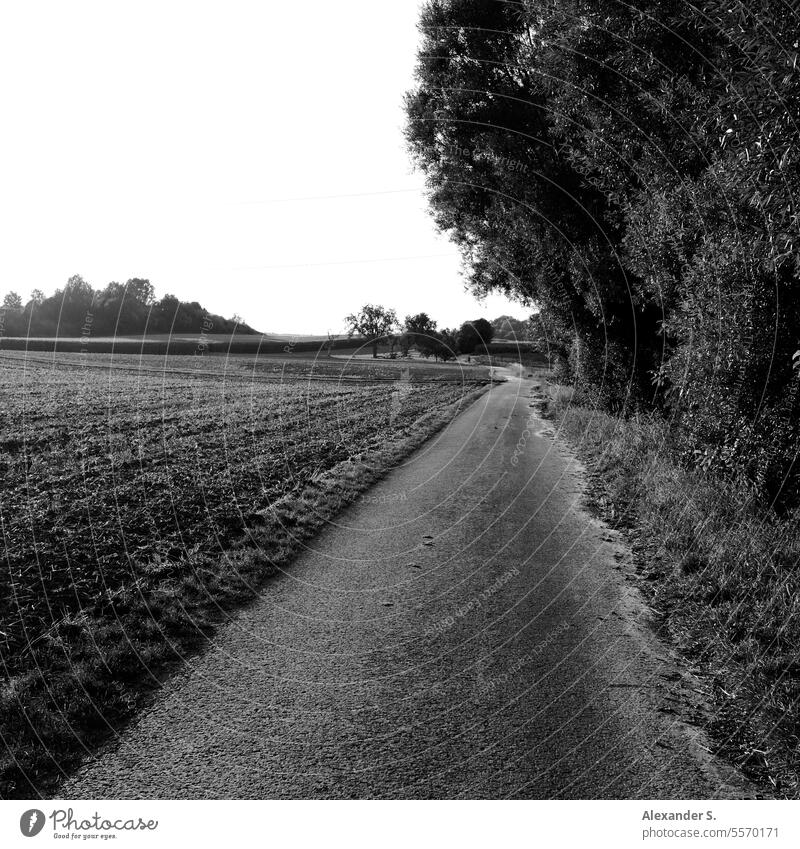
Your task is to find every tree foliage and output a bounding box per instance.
[0,277,254,338]
[406,0,800,504]
[2,292,22,312]
[345,304,399,357]
[399,312,434,355]
[491,315,531,340]
[457,318,494,353]
[418,327,459,361]
[405,312,438,337]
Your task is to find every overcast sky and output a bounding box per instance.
[0,1,530,335]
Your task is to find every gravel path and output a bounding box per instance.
[61,370,751,799]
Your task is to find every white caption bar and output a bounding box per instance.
[2,799,797,848]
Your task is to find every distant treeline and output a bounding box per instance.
[407,1,800,506]
[490,315,532,342]
[0,276,256,338]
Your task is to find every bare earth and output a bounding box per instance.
[60,369,751,799]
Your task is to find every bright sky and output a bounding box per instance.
[0,1,530,335]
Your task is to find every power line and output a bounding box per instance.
[237,188,425,204]
[235,252,459,270]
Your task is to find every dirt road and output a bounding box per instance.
[60,369,750,798]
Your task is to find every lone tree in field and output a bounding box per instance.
[405,312,437,339]
[345,304,398,358]
[401,312,438,356]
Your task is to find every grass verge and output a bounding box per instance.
[0,384,489,799]
[541,381,800,797]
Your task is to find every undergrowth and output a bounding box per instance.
[543,383,800,797]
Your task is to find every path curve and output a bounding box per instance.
[60,370,751,799]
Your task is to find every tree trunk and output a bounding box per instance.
[372,340,378,358]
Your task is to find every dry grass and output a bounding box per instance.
[543,382,800,797]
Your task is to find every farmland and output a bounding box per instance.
[0,350,491,797]
[0,331,373,356]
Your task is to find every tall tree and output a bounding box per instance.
[404,0,657,405]
[345,304,398,358]
[404,312,437,337]
[457,318,494,354]
[403,312,438,354]
[406,0,800,502]
[125,278,155,306]
[2,292,22,311]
